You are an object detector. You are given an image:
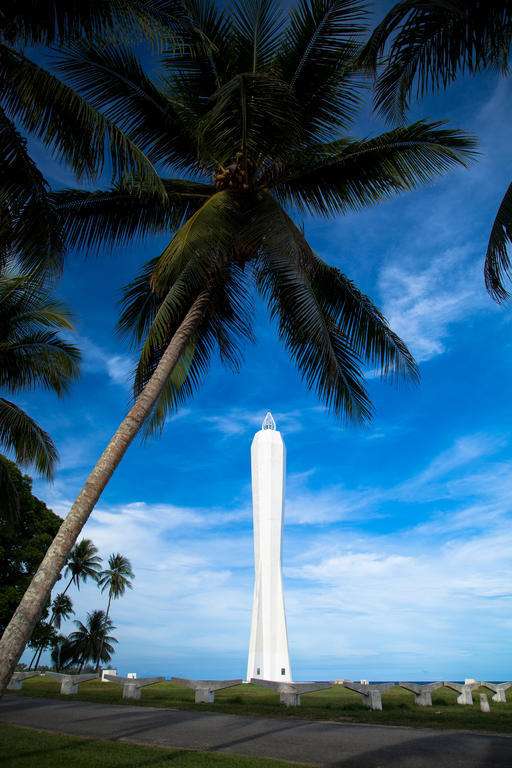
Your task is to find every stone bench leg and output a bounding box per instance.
[492,689,507,703]
[61,680,79,695]
[456,688,473,705]
[366,690,382,710]
[7,679,23,691]
[480,694,490,712]
[415,691,433,706]
[195,688,214,703]
[280,693,300,707]
[123,684,141,700]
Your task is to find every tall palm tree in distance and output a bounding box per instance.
[360,0,512,301]
[0,0,478,695]
[95,554,134,671]
[49,593,74,630]
[69,609,118,672]
[63,539,103,595]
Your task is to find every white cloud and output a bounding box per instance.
[196,408,305,438]
[79,336,135,389]
[378,248,490,362]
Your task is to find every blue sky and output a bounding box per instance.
[15,2,512,681]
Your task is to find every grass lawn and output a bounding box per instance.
[6,676,512,732]
[0,723,299,768]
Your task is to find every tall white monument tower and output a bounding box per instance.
[247,411,292,682]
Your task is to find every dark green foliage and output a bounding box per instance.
[0,272,81,483]
[64,540,102,591]
[0,1,185,273]
[0,456,62,634]
[69,610,118,669]
[27,620,57,652]
[50,635,79,671]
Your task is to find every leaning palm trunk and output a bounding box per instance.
[0,292,209,696]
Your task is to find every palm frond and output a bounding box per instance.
[485,179,512,302]
[0,44,165,192]
[307,255,418,382]
[268,120,478,217]
[161,0,236,96]
[0,398,58,479]
[0,273,81,395]
[132,256,255,438]
[52,42,200,173]
[53,179,212,254]
[0,0,184,49]
[253,194,372,422]
[251,193,417,420]
[149,190,242,306]
[196,71,301,167]
[0,109,64,274]
[231,0,284,72]
[277,0,368,139]
[0,332,80,396]
[360,0,512,122]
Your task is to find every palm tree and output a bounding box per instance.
[95,554,134,671]
[50,634,77,671]
[0,271,80,483]
[359,0,512,301]
[69,610,118,672]
[49,594,74,630]
[0,0,477,695]
[0,1,185,273]
[63,539,103,595]
[30,593,74,669]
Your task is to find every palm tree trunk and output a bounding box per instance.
[0,292,209,696]
[34,643,45,670]
[96,592,112,672]
[27,647,38,670]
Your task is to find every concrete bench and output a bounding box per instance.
[7,671,41,690]
[250,678,333,707]
[45,672,98,694]
[172,677,243,703]
[443,681,479,705]
[343,681,395,710]
[398,681,443,706]
[480,682,511,703]
[103,674,165,699]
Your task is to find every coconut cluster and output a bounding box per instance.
[215,152,252,191]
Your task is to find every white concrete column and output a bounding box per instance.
[247,412,291,683]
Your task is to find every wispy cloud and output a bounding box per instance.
[378,249,490,362]
[79,336,135,389]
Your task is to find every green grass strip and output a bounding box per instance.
[0,723,300,768]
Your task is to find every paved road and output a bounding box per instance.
[1,695,512,767]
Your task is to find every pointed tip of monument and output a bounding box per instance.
[262,411,276,430]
